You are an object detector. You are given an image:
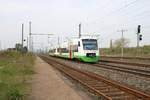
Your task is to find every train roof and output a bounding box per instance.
[69,34,99,40]
[80,36,98,39]
[49,34,99,49]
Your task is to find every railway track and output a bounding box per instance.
[40,55,150,100]
[100,55,150,60]
[72,58,150,78]
[94,63,150,78]
[100,59,150,68]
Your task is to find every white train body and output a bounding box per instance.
[49,35,100,62]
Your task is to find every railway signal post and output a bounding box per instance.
[137,25,142,48]
[136,25,142,56]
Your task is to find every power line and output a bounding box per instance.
[126,13,150,24]
[107,0,140,16]
[87,0,140,25]
[111,7,150,25]
[84,1,143,33]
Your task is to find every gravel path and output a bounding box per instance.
[27,57,86,100]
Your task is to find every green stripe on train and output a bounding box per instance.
[77,56,99,62]
[57,52,100,62]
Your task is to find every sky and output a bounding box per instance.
[0,0,150,50]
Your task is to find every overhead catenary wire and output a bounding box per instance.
[84,0,145,36]
[88,2,150,37]
[87,0,141,25]
[111,6,150,25]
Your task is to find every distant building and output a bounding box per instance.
[7,48,16,51]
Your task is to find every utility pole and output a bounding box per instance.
[22,23,24,48]
[30,33,53,53]
[28,21,53,53]
[47,35,49,53]
[29,21,32,52]
[58,37,60,54]
[58,37,60,46]
[32,36,33,52]
[79,23,81,38]
[137,33,139,48]
[27,37,28,50]
[117,29,127,58]
[0,40,1,51]
[110,39,113,50]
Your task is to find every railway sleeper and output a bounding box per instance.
[69,72,90,79]
[101,88,121,94]
[73,75,90,81]
[105,91,127,97]
[81,80,102,84]
[81,79,99,82]
[91,84,109,88]
[81,79,95,83]
[94,86,112,90]
[111,95,137,100]
[85,81,105,85]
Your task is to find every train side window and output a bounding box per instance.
[78,41,80,47]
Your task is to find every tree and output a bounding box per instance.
[15,43,28,53]
[22,46,28,53]
[15,43,22,51]
[113,38,130,48]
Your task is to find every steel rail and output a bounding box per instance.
[94,63,150,78]
[100,59,150,67]
[40,55,112,100]
[40,55,150,100]
[100,55,150,60]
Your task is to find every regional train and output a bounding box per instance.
[49,35,100,63]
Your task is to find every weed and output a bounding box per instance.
[7,87,24,100]
[0,51,35,99]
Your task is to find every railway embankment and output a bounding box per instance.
[0,51,35,99]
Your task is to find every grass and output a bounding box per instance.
[100,45,150,57]
[0,51,35,100]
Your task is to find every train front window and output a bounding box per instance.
[82,39,98,50]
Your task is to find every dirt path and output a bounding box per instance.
[27,57,86,100]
